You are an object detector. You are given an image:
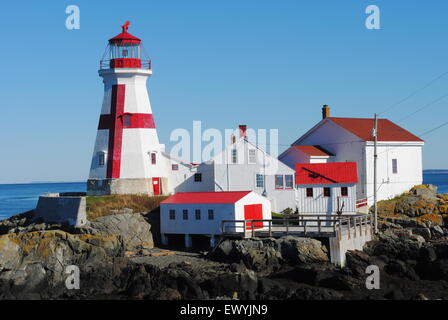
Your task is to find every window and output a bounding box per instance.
[392,159,398,174]
[123,115,131,127]
[256,174,264,188]
[98,152,106,166]
[195,209,201,220]
[306,188,313,198]
[169,209,175,220]
[323,187,331,197]
[341,187,348,197]
[285,175,294,189]
[151,153,156,165]
[208,209,214,220]
[248,149,256,164]
[194,173,202,182]
[275,175,284,189]
[183,209,188,220]
[172,164,179,171]
[231,149,238,164]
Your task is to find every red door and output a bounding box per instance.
[244,204,263,230]
[152,177,161,195]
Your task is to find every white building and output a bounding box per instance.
[160,191,272,248]
[280,105,424,207]
[174,126,297,213]
[296,162,358,216]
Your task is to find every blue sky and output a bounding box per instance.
[0,0,447,183]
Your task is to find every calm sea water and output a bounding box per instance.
[0,182,86,220]
[0,173,446,221]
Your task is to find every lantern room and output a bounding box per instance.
[100,21,151,69]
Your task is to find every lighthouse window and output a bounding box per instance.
[122,49,128,57]
[172,164,179,171]
[123,115,131,127]
[194,173,202,182]
[151,153,156,165]
[98,152,106,166]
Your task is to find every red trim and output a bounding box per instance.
[161,191,252,204]
[356,198,368,208]
[99,113,156,130]
[105,84,126,178]
[110,58,142,68]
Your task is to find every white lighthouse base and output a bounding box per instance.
[87,178,167,196]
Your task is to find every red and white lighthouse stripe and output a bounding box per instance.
[89,22,164,186]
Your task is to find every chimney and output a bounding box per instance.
[239,125,247,139]
[322,105,330,119]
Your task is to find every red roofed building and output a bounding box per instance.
[160,191,271,248]
[295,162,359,215]
[280,105,424,210]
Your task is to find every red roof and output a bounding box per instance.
[109,31,141,43]
[328,117,423,142]
[109,22,141,43]
[293,145,333,157]
[161,191,252,204]
[296,162,358,185]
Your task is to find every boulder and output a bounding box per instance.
[79,213,153,251]
[412,228,431,241]
[431,225,444,238]
[277,236,329,264]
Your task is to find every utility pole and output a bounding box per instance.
[372,113,378,234]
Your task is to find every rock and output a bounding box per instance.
[431,225,444,238]
[209,236,328,276]
[418,246,437,263]
[79,213,153,251]
[277,236,329,264]
[345,250,370,277]
[412,228,431,241]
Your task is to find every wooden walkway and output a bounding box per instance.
[221,214,372,239]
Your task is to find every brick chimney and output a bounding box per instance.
[322,105,330,119]
[239,125,247,139]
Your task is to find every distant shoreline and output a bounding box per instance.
[0,181,86,186]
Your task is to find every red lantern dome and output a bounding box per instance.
[100,21,151,69]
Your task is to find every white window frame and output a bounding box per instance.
[231,148,238,164]
[255,174,264,189]
[98,151,106,166]
[248,149,257,164]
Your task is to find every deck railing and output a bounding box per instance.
[221,214,372,239]
[99,59,152,70]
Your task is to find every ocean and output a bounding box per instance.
[0,172,447,221]
[0,182,86,220]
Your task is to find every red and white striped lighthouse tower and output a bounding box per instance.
[87,22,165,196]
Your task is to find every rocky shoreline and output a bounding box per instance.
[1,185,448,300]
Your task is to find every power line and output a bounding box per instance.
[378,70,448,116]
[397,92,448,123]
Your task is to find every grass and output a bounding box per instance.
[86,194,169,221]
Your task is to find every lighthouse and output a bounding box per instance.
[87,22,166,196]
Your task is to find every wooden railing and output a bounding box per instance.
[221,214,372,239]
